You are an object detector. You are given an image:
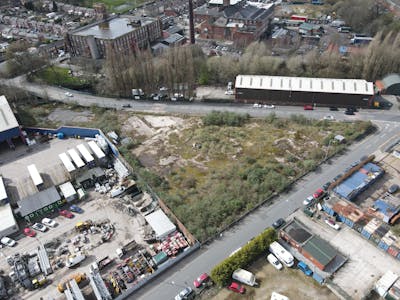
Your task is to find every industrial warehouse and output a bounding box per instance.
[234,75,375,107]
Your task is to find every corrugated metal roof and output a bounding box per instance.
[0,95,19,133]
[235,75,374,95]
[59,182,76,199]
[375,271,399,297]
[302,236,337,267]
[17,186,61,217]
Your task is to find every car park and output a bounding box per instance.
[32,223,48,232]
[303,196,315,206]
[325,218,340,230]
[388,184,399,194]
[303,105,313,110]
[174,287,194,300]
[297,261,313,276]
[228,282,245,294]
[23,228,36,237]
[193,273,210,288]
[59,210,74,218]
[0,237,16,247]
[267,253,283,270]
[272,218,286,229]
[313,188,325,199]
[70,205,84,214]
[42,217,57,227]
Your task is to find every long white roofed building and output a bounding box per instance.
[234,75,375,107]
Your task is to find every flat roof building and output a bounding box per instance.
[66,15,162,59]
[0,95,25,148]
[0,203,19,237]
[145,209,176,240]
[234,75,375,107]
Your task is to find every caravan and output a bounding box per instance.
[269,241,294,267]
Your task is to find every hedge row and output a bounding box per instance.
[210,227,277,286]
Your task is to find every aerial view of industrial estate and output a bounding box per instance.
[0,0,400,299]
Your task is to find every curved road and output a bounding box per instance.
[2,76,400,299]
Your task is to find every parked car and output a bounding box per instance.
[0,237,16,247]
[303,196,315,206]
[303,105,314,110]
[23,228,36,237]
[42,218,57,227]
[253,103,262,108]
[272,218,286,229]
[325,218,340,230]
[333,174,343,181]
[64,92,73,97]
[388,184,399,194]
[344,109,355,115]
[312,188,325,199]
[193,273,210,288]
[323,115,335,121]
[267,253,283,270]
[329,107,338,111]
[121,104,131,108]
[263,104,275,109]
[228,282,245,294]
[59,210,74,218]
[174,287,194,300]
[322,182,331,191]
[32,223,48,232]
[297,261,313,276]
[70,205,84,214]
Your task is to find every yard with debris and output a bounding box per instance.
[201,256,336,300]
[120,112,374,241]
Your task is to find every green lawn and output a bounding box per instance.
[83,0,148,12]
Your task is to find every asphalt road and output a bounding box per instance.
[2,76,400,299]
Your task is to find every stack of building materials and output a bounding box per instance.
[361,218,382,240]
[157,232,188,257]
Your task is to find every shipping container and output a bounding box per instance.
[312,272,324,284]
[344,218,354,228]
[388,246,400,258]
[379,240,390,251]
[361,229,372,239]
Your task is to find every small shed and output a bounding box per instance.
[376,74,400,96]
[144,209,176,240]
[58,181,77,202]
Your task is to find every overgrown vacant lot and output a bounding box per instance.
[123,112,374,241]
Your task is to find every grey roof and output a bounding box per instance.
[73,16,156,40]
[302,236,338,267]
[223,3,270,20]
[166,25,184,35]
[194,5,221,17]
[163,33,185,45]
[76,167,105,183]
[17,186,61,217]
[382,73,400,88]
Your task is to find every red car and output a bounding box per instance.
[193,273,210,288]
[228,282,245,294]
[303,105,314,110]
[23,227,36,237]
[59,210,74,218]
[313,188,325,199]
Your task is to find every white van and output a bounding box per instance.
[232,269,258,286]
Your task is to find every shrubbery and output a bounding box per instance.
[210,228,277,286]
[202,111,250,127]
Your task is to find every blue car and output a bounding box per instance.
[297,261,313,276]
[70,205,84,214]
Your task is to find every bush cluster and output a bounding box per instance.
[210,228,277,286]
[202,111,250,127]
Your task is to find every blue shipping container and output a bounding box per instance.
[378,240,389,251]
[361,229,371,239]
[344,218,354,228]
[312,272,324,285]
[337,215,345,222]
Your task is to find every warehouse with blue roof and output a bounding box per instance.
[333,162,384,201]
